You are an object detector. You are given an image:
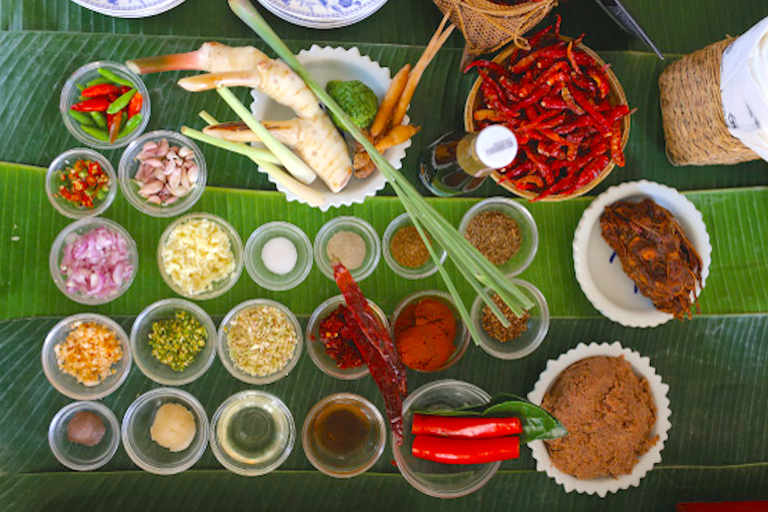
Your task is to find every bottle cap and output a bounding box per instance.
[474,125,518,169]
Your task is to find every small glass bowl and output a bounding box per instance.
[130,299,217,386]
[45,149,118,220]
[314,216,380,282]
[244,222,313,291]
[42,314,132,401]
[48,401,121,471]
[218,299,303,385]
[392,379,499,498]
[118,130,207,218]
[302,393,386,478]
[470,277,550,360]
[122,388,209,475]
[382,213,447,280]
[157,212,244,301]
[49,217,138,305]
[459,197,539,276]
[390,290,471,373]
[305,295,390,381]
[210,390,295,477]
[60,61,151,150]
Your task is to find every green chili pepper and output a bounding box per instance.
[107,88,137,115]
[118,113,143,138]
[77,84,85,92]
[68,109,95,126]
[85,76,111,87]
[80,125,109,142]
[90,111,107,128]
[97,68,134,88]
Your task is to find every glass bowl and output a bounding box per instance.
[217,299,303,385]
[118,130,207,218]
[48,401,121,471]
[305,295,390,381]
[470,277,550,360]
[210,390,295,477]
[392,379,499,498]
[49,217,138,305]
[157,212,244,301]
[381,213,447,280]
[122,388,209,475]
[60,61,151,150]
[45,148,118,220]
[390,290,471,373]
[314,216,380,282]
[302,393,386,478]
[42,313,132,401]
[458,197,539,276]
[244,221,313,291]
[130,298,217,386]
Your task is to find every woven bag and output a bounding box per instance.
[433,0,557,54]
[659,38,759,166]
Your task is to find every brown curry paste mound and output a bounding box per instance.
[541,356,658,480]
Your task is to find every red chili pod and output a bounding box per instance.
[412,415,522,439]
[412,435,520,465]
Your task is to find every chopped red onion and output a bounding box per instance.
[60,226,134,299]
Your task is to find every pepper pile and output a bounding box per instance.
[466,16,632,200]
[69,67,144,144]
[55,159,110,209]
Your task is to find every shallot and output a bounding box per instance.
[133,138,199,206]
[60,227,134,299]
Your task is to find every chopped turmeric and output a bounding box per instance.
[394,298,456,372]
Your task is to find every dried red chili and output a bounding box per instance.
[317,305,366,370]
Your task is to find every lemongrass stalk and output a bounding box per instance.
[181,126,280,165]
[216,86,316,185]
[199,110,219,126]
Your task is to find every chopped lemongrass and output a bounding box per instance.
[228,0,533,342]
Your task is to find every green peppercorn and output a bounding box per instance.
[148,311,207,372]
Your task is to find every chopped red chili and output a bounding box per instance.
[317,305,366,370]
[55,159,110,209]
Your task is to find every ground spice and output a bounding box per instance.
[148,311,207,372]
[465,211,522,265]
[394,298,457,371]
[326,230,366,270]
[390,226,430,268]
[482,294,530,342]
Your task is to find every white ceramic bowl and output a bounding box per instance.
[573,180,712,328]
[68,0,185,18]
[527,341,672,497]
[255,0,387,29]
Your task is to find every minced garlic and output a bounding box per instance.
[162,218,236,296]
[55,321,123,387]
[226,305,297,377]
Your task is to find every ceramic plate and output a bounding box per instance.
[250,45,410,211]
[69,0,185,18]
[572,180,712,328]
[256,0,387,29]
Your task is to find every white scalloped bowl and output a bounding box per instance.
[573,180,712,328]
[527,342,671,497]
[250,45,410,211]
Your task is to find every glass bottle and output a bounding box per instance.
[418,125,518,197]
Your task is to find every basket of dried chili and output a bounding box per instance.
[463,19,632,201]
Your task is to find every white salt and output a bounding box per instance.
[261,236,297,275]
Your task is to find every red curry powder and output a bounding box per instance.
[394,298,456,371]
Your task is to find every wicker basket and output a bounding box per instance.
[659,38,759,166]
[433,0,557,54]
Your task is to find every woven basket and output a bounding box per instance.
[659,38,759,166]
[433,0,557,54]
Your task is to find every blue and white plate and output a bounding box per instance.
[257,0,388,29]
[69,0,185,18]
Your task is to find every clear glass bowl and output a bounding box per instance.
[390,290,470,373]
[470,277,550,360]
[314,216,380,282]
[60,61,151,150]
[305,295,390,381]
[118,130,207,218]
[217,299,303,385]
[157,212,244,300]
[45,148,118,220]
[121,388,209,475]
[48,401,120,471]
[302,393,386,478]
[381,213,447,280]
[244,222,313,291]
[49,217,138,305]
[210,390,295,476]
[130,298,217,386]
[392,379,499,498]
[458,197,539,276]
[42,314,132,401]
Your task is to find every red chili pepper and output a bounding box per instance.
[587,68,610,99]
[541,95,568,110]
[108,111,124,143]
[513,171,545,191]
[604,104,631,125]
[560,87,585,115]
[499,160,534,183]
[566,41,580,73]
[574,153,610,191]
[120,85,131,94]
[527,15,558,48]
[70,98,110,112]
[511,85,551,113]
[464,59,510,78]
[81,83,121,98]
[412,415,522,439]
[567,85,611,135]
[572,50,598,68]
[610,121,625,166]
[412,435,520,465]
[512,42,566,74]
[127,92,143,118]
